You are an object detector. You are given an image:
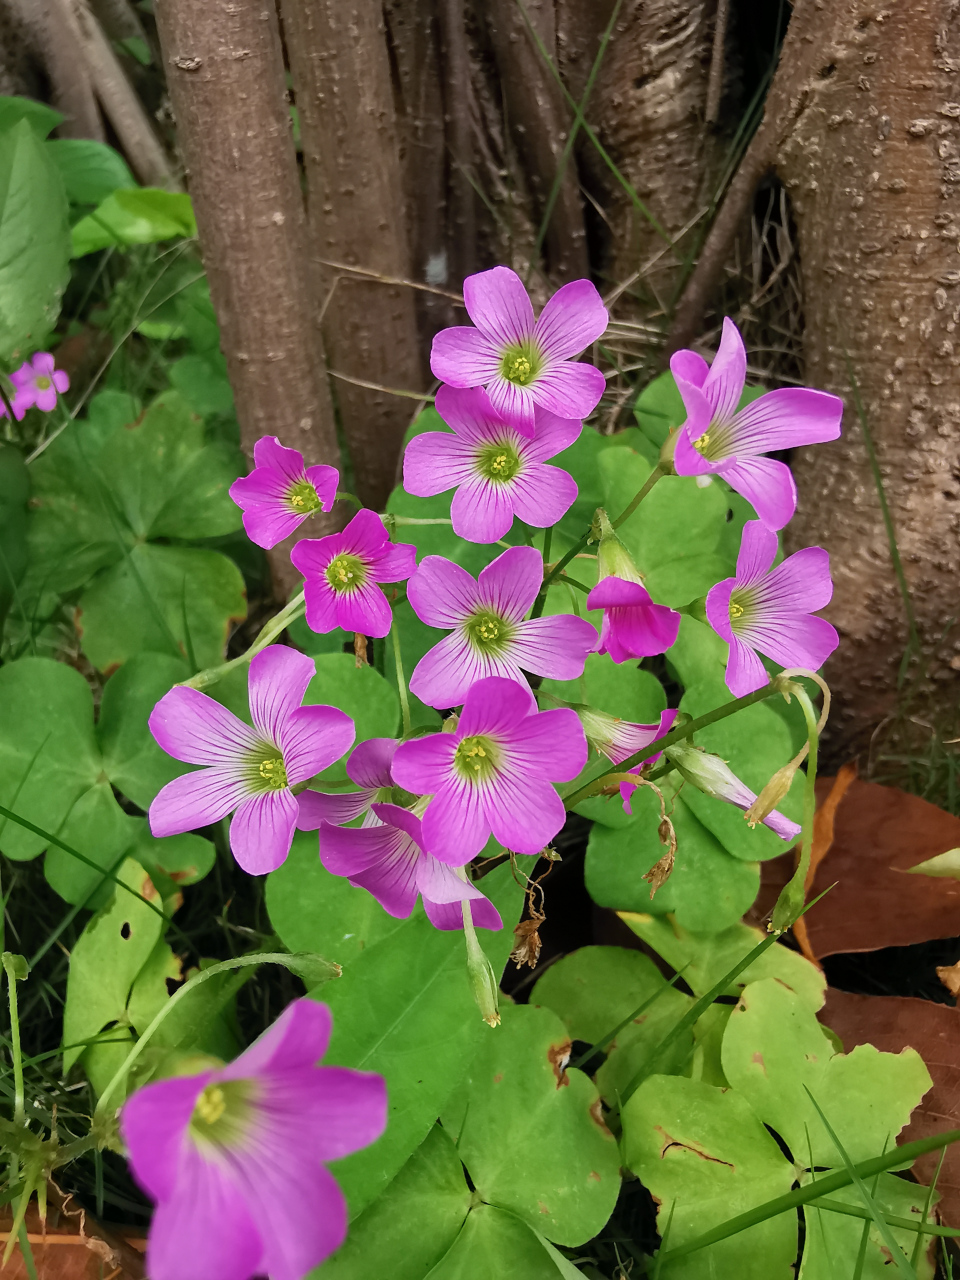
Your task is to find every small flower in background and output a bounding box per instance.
[297,736,398,830]
[670,318,843,530]
[121,998,386,1280]
[229,436,339,550]
[9,352,69,415]
[291,509,417,640]
[576,704,679,767]
[430,266,608,436]
[403,385,580,543]
[407,545,597,708]
[586,512,680,662]
[149,646,355,874]
[392,675,587,863]
[320,802,503,930]
[706,520,839,697]
[663,740,801,842]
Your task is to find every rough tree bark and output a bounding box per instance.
[280,0,424,513]
[153,0,341,593]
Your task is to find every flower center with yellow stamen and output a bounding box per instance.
[326,552,366,594]
[499,340,543,387]
[693,432,710,452]
[287,479,321,513]
[465,609,514,655]
[728,588,754,632]
[729,601,744,620]
[189,1080,255,1149]
[258,756,288,789]
[35,376,52,391]
[194,1085,226,1126]
[454,734,500,783]
[476,440,521,484]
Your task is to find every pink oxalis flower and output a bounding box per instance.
[403,385,580,543]
[229,436,338,550]
[122,998,386,1280]
[320,802,503,930]
[670,318,843,530]
[148,646,354,874]
[430,266,608,436]
[586,513,680,662]
[407,545,597,708]
[392,676,587,863]
[296,736,397,830]
[291,508,417,639]
[575,705,679,769]
[706,520,839,697]
[10,352,68,414]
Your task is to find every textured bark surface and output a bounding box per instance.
[154,0,340,591]
[282,0,423,512]
[781,0,960,750]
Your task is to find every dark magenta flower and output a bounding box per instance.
[291,509,417,640]
[430,267,608,436]
[229,436,338,549]
[670,318,842,530]
[407,545,597,708]
[121,998,386,1280]
[403,385,580,543]
[705,520,839,696]
[148,646,354,874]
[296,736,397,830]
[10,352,68,414]
[391,676,586,863]
[587,578,681,663]
[320,802,503,930]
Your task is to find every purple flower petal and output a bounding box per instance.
[705,577,735,643]
[701,317,747,424]
[759,545,833,613]
[485,375,537,437]
[463,266,535,347]
[335,581,394,637]
[533,279,608,359]
[487,771,568,854]
[415,852,475,904]
[730,387,843,452]
[319,821,420,917]
[297,788,373,829]
[509,462,578,529]
[149,768,251,837]
[740,612,839,674]
[508,614,597,681]
[370,539,417,584]
[122,1072,211,1201]
[434,384,505,438]
[149,686,258,766]
[450,475,516,542]
[523,408,583,461]
[369,801,424,844]
[347,737,398,789]
[430,327,501,386]
[223,996,333,1077]
[32,352,56,377]
[35,387,58,412]
[587,577,651,610]
[531,361,606,421]
[279,704,355,784]
[672,398,718,476]
[229,790,299,874]
[301,578,342,634]
[248,645,316,744]
[670,348,709,389]
[53,369,70,394]
[239,504,306,550]
[501,705,587,781]
[341,508,390,560]
[735,520,779,587]
[408,555,481,628]
[477,545,542,621]
[392,733,457,795]
[459,674,533,738]
[420,778,489,864]
[409,630,515,709]
[725,634,770,696]
[252,436,307,485]
[721,456,797,530]
[242,1161,346,1280]
[763,810,802,843]
[424,894,502,931]
[276,1062,387,1161]
[402,432,474,497]
[588,578,680,662]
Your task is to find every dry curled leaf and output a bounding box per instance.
[0,1201,145,1280]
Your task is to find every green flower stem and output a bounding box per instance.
[563,682,782,810]
[386,516,454,526]
[557,572,592,594]
[656,1128,960,1267]
[181,591,306,692]
[93,952,333,1122]
[2,953,26,1127]
[770,679,820,933]
[530,532,593,620]
[809,1196,960,1239]
[611,463,664,529]
[335,490,362,507]
[390,620,412,737]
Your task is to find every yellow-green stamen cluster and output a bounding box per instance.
[728,588,755,632]
[454,734,499,783]
[465,609,513,655]
[499,340,543,387]
[189,1079,255,1150]
[476,440,522,484]
[287,480,322,513]
[326,552,366,594]
[35,375,52,391]
[258,756,288,790]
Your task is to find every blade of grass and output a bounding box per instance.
[911,1147,946,1269]
[569,966,691,1070]
[809,1196,959,1239]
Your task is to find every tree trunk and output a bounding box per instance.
[154,0,341,594]
[281,0,424,513]
[781,0,960,752]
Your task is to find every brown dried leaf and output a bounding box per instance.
[820,988,960,1225]
[0,1204,145,1280]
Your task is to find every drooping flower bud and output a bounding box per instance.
[665,741,800,843]
[463,899,501,1027]
[595,509,644,584]
[568,700,679,769]
[744,760,799,828]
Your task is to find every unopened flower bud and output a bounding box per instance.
[442,712,460,735]
[463,900,501,1027]
[595,510,644,585]
[745,762,798,828]
[665,741,800,843]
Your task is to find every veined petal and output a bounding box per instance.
[347,737,398,789]
[392,732,457,795]
[508,614,597,680]
[477,545,542,621]
[370,540,417,584]
[341,508,391,560]
[730,387,844,453]
[523,408,583,461]
[239,1156,347,1280]
[450,475,515,542]
[669,348,709,389]
[238,504,307,550]
[222,997,332,1077]
[533,279,608,359]
[434,384,506,439]
[486,771,567,854]
[334,582,393,638]
[725,634,769,697]
[402,432,474,497]
[486,376,537,437]
[500,706,587,781]
[248,645,316,744]
[702,317,747,424]
[424,894,503,931]
[252,436,307,484]
[415,853,476,904]
[430,327,501,386]
[705,577,736,643]
[150,768,250,837]
[408,555,481,628]
[230,467,293,506]
[459,674,536,738]
[509,462,578,529]
[320,821,419,917]
[280,704,355,784]
[260,1060,387,1162]
[739,612,839,674]
[671,389,719,475]
[463,266,535,347]
[722,456,797,531]
[149,686,258,766]
[735,520,779,587]
[757,545,833,613]
[410,630,517,710]
[229,791,298,874]
[301,578,342,635]
[420,779,489,864]
[296,788,372,829]
[122,1072,210,1201]
[145,1151,262,1280]
[531,361,605,421]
